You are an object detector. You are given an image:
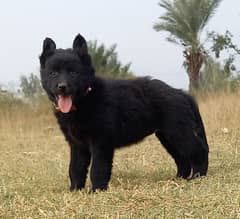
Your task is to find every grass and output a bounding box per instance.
[0,92,240,218]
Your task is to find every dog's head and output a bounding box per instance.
[40,34,95,113]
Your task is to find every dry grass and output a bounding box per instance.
[0,92,240,218]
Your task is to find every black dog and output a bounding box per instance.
[40,34,209,192]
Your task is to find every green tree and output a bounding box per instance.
[88,41,133,79]
[199,31,240,93]
[200,58,230,92]
[209,31,240,58]
[153,0,222,92]
[208,30,240,74]
[200,57,240,92]
[20,73,44,99]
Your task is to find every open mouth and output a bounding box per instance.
[56,95,73,113]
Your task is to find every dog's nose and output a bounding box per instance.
[57,83,67,92]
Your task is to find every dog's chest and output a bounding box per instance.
[68,120,95,140]
[58,115,99,145]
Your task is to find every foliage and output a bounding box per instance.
[209,30,240,58]
[208,30,240,75]
[88,41,133,79]
[19,73,44,99]
[154,0,222,47]
[199,57,240,92]
[153,0,223,92]
[197,31,240,93]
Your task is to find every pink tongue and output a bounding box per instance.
[58,95,72,113]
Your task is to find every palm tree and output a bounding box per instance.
[88,41,133,79]
[153,0,222,92]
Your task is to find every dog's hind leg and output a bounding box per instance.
[189,137,208,178]
[155,131,191,179]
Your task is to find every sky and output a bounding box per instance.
[0,0,239,90]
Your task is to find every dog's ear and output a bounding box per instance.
[73,34,92,66]
[73,34,88,56]
[39,37,56,67]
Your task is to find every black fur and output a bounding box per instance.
[40,34,209,192]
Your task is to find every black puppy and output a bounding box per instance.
[40,34,209,192]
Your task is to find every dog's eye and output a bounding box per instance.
[49,71,58,77]
[70,72,79,76]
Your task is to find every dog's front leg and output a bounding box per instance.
[69,144,91,191]
[90,145,114,192]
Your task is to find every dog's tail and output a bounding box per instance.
[188,95,209,152]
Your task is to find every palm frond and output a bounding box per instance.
[154,0,222,48]
[199,0,223,32]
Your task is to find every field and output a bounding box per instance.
[0,92,240,218]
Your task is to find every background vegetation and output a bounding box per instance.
[154,0,240,93]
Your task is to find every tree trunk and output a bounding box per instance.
[184,49,204,94]
[189,76,199,94]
